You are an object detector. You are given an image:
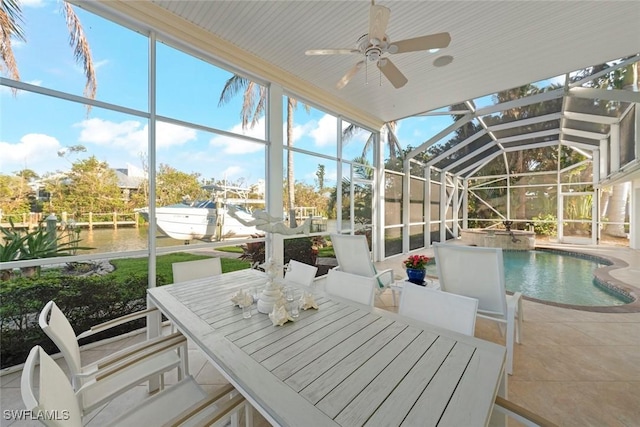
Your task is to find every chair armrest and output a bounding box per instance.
[94,332,186,381]
[494,396,557,427]
[506,292,523,309]
[95,331,185,370]
[77,307,159,339]
[162,384,236,427]
[374,268,394,287]
[71,332,187,386]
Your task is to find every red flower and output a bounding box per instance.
[403,254,431,269]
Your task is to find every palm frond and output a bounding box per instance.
[342,123,359,142]
[1,0,25,40]
[218,74,248,107]
[242,80,257,129]
[250,85,266,129]
[62,2,97,102]
[0,0,24,86]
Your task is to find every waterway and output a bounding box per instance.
[79,226,228,253]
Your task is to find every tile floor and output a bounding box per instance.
[2,243,639,426]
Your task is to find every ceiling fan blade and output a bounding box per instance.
[336,61,364,90]
[369,4,390,44]
[391,32,451,53]
[305,48,360,56]
[377,58,408,89]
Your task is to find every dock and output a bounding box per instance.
[0,211,140,231]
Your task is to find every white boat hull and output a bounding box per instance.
[138,205,258,241]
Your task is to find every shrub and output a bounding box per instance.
[238,235,316,269]
[532,214,558,236]
[0,273,165,369]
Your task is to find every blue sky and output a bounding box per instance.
[0,0,456,188]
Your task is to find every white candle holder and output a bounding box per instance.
[257,258,284,314]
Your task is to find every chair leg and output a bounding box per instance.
[244,402,254,427]
[506,307,516,375]
[391,289,397,306]
[178,342,189,380]
[516,298,523,343]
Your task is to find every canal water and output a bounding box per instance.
[81,227,194,253]
[79,221,342,253]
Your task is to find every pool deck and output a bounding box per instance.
[376,242,640,425]
[1,242,639,426]
[378,241,640,313]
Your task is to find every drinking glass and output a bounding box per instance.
[285,287,295,302]
[242,303,252,319]
[289,301,300,318]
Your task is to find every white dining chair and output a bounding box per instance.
[172,257,222,283]
[21,345,247,427]
[283,259,318,287]
[330,234,395,303]
[325,268,376,306]
[399,282,479,336]
[432,242,523,374]
[39,301,188,414]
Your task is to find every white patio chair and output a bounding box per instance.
[399,282,479,336]
[325,268,376,306]
[330,234,395,304]
[283,259,318,288]
[432,242,523,374]
[39,301,188,414]
[172,257,222,283]
[21,345,247,427]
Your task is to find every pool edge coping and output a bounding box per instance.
[527,244,640,313]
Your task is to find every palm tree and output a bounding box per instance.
[218,75,308,224]
[343,121,402,161]
[0,0,96,100]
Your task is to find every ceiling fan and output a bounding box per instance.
[305,0,451,90]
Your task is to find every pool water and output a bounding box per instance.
[427,250,628,307]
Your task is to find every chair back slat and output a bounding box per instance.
[331,234,376,278]
[326,269,376,306]
[284,260,318,287]
[433,243,507,317]
[172,258,222,283]
[38,301,82,378]
[399,283,478,336]
[21,346,83,427]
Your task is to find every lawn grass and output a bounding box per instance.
[215,246,244,254]
[110,253,250,283]
[318,246,335,257]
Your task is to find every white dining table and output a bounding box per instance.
[147,269,506,427]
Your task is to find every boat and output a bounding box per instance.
[137,200,258,241]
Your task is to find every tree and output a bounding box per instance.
[0,0,96,100]
[218,75,308,224]
[343,121,402,163]
[0,173,31,214]
[44,156,124,216]
[155,164,206,207]
[328,156,373,224]
[315,164,325,191]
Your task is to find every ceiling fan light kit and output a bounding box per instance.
[305,1,452,90]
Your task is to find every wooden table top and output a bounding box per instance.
[148,269,506,427]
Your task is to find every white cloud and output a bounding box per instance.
[221,165,245,178]
[209,117,265,155]
[94,59,110,71]
[0,133,62,173]
[548,74,565,86]
[309,114,338,147]
[74,118,196,154]
[0,79,42,97]
[21,0,46,8]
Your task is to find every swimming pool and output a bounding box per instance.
[427,249,630,307]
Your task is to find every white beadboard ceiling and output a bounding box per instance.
[127,1,639,124]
